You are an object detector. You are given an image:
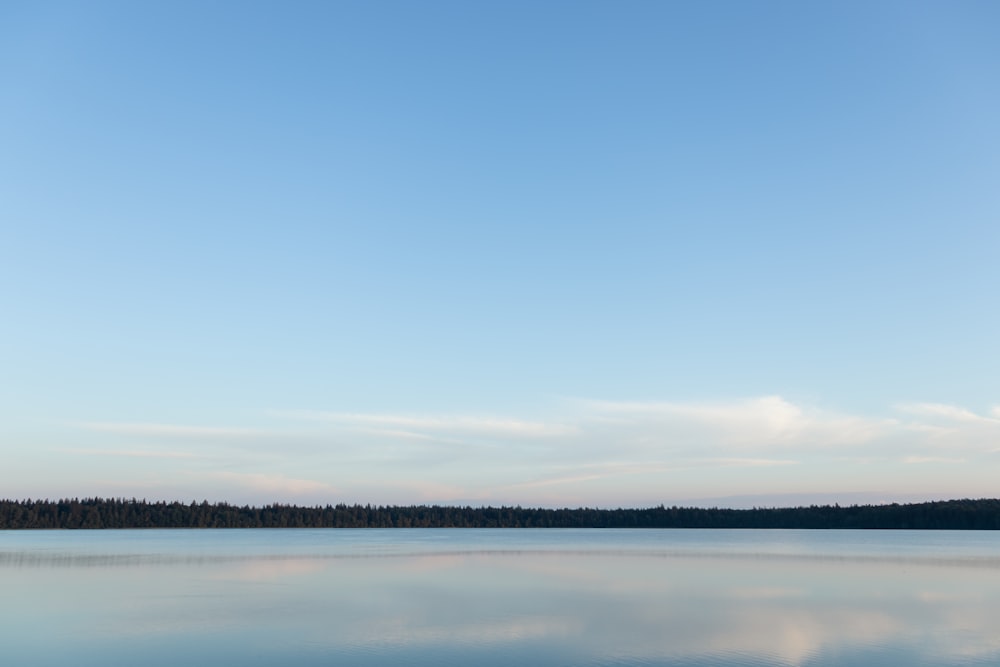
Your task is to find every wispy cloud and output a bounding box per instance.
[272,410,579,438]
[79,422,267,438]
[509,474,607,489]
[202,472,336,496]
[892,403,1000,455]
[55,447,204,460]
[578,396,893,447]
[501,457,798,494]
[706,457,799,468]
[897,403,1000,424]
[60,396,1000,506]
[903,456,967,464]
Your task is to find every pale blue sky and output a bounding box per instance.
[2,1,999,507]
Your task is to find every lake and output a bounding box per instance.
[2,529,999,666]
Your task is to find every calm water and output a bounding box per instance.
[2,529,999,666]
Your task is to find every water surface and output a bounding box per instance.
[3,529,999,666]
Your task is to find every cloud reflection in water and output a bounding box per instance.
[2,530,1000,666]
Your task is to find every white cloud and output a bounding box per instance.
[79,422,267,438]
[203,472,336,496]
[577,396,892,448]
[508,473,607,489]
[903,456,967,464]
[896,403,1000,424]
[272,410,579,438]
[59,396,1000,506]
[55,447,203,459]
[893,403,1000,454]
[706,457,799,467]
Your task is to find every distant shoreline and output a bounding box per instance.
[2,498,999,530]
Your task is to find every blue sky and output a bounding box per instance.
[2,1,999,507]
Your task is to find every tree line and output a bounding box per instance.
[1,497,1000,529]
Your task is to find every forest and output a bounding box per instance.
[1,497,1000,529]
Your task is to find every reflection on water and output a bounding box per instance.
[2,529,999,666]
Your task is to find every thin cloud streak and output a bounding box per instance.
[200,472,337,496]
[576,396,895,447]
[79,422,268,438]
[55,448,204,460]
[57,396,1000,506]
[903,456,967,464]
[708,458,799,468]
[896,403,1000,424]
[510,474,606,489]
[272,410,579,438]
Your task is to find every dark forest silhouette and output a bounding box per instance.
[2,497,1000,529]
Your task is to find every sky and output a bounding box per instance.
[2,1,999,508]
